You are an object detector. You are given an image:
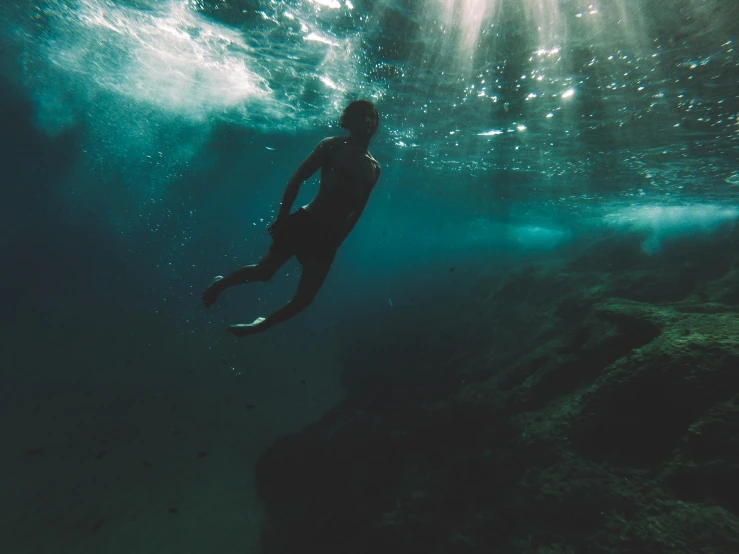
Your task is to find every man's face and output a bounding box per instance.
[364,111,378,134]
[341,108,378,135]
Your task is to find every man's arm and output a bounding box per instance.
[275,139,331,221]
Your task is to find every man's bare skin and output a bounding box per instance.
[304,137,380,240]
[201,101,381,336]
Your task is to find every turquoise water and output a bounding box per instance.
[1,1,737,553]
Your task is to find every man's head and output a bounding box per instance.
[339,100,379,137]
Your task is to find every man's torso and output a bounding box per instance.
[303,137,380,236]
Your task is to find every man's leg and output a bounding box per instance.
[227,259,331,337]
[201,248,292,308]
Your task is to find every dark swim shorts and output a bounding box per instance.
[269,208,342,265]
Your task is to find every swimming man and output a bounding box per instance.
[201,100,381,336]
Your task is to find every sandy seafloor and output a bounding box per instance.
[1,308,346,554]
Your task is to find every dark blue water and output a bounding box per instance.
[1,1,737,552]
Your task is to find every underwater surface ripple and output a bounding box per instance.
[1,0,736,209]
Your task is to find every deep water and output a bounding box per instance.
[1,1,738,553]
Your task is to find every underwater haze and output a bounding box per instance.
[1,1,739,553]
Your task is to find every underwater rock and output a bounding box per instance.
[256,229,739,553]
[662,396,739,513]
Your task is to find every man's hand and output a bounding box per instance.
[268,216,287,239]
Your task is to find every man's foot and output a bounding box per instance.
[227,317,267,337]
[202,276,224,308]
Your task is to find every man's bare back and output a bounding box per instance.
[303,136,380,240]
[201,100,381,337]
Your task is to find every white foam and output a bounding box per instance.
[17,0,378,134]
[604,204,739,254]
[466,219,570,251]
